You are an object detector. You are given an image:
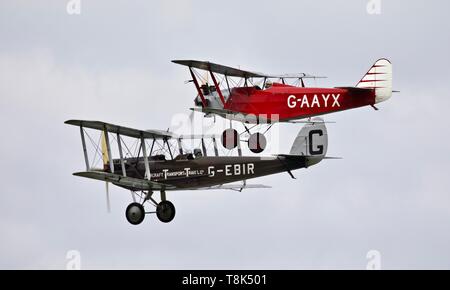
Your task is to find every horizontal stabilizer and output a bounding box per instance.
[277,154,341,160]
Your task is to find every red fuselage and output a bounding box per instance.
[224,83,376,121]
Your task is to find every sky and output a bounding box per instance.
[1,0,450,269]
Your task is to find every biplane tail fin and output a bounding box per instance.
[356,58,392,103]
[289,118,328,166]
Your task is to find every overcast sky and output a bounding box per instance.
[1,0,450,269]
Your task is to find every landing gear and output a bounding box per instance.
[125,191,176,225]
[156,200,176,223]
[221,125,271,153]
[248,132,266,153]
[221,128,239,149]
[125,202,145,225]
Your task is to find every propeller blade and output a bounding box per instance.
[106,182,111,213]
[101,132,112,213]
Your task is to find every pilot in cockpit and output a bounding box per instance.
[174,148,203,161]
[193,148,203,158]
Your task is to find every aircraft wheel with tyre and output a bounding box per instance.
[221,128,239,149]
[248,132,266,153]
[156,200,176,223]
[125,202,145,225]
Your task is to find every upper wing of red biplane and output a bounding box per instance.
[172,60,325,79]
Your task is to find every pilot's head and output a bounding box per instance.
[193,148,203,158]
[265,80,273,89]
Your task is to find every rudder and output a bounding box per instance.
[356,58,392,103]
[290,118,328,166]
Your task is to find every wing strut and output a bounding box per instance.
[209,70,226,106]
[140,133,151,181]
[103,126,114,173]
[177,138,183,155]
[164,138,173,159]
[201,138,208,157]
[150,138,155,156]
[212,137,219,156]
[117,133,126,177]
[79,126,90,171]
[189,67,207,107]
[225,75,231,95]
[237,137,242,157]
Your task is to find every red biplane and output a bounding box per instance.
[173,58,393,153]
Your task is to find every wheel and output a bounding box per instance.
[156,200,176,223]
[221,128,239,149]
[248,133,266,153]
[125,202,145,225]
